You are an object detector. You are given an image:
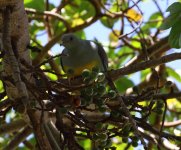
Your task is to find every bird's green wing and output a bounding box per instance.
[60,48,68,72]
[96,42,108,72]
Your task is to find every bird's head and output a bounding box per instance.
[60,33,80,49]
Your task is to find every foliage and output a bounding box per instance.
[160,2,181,48]
[0,0,181,150]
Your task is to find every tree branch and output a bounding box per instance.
[125,36,170,66]
[0,119,27,135]
[4,126,32,150]
[25,8,71,30]
[110,52,181,81]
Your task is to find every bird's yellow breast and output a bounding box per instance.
[63,60,99,77]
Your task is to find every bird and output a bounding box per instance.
[60,33,108,77]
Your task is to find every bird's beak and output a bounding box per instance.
[59,40,63,46]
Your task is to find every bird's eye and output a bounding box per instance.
[70,37,73,41]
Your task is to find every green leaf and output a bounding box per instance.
[141,24,151,34]
[53,21,66,35]
[166,2,181,14]
[71,18,85,27]
[78,139,91,150]
[100,17,118,28]
[131,38,141,49]
[140,69,151,81]
[179,33,181,48]
[161,2,181,48]
[160,2,181,31]
[160,14,180,30]
[47,72,58,81]
[100,1,120,28]
[107,48,115,59]
[75,31,86,39]
[18,146,28,150]
[115,77,134,92]
[109,30,119,46]
[148,110,157,125]
[0,80,4,93]
[166,67,181,82]
[115,46,133,68]
[148,12,163,28]
[168,19,181,48]
[63,0,95,26]
[110,1,123,13]
[24,0,44,11]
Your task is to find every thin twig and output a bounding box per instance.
[25,8,71,30]
[0,119,27,135]
[159,99,167,142]
[4,126,32,150]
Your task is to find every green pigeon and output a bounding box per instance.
[60,33,108,77]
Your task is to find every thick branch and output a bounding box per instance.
[2,7,28,105]
[0,0,17,6]
[2,5,52,150]
[110,52,181,81]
